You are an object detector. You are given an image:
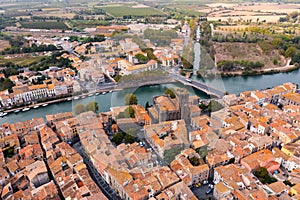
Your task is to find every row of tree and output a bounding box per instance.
[74,102,99,115]
[111,128,137,145]
[217,60,264,72]
[1,44,58,55]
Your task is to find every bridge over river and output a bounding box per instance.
[169,73,225,98]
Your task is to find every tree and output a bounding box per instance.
[188,156,200,166]
[125,93,138,105]
[0,78,15,92]
[228,157,235,164]
[254,167,277,184]
[86,102,99,113]
[273,59,278,65]
[286,46,297,58]
[125,134,135,144]
[74,104,86,115]
[112,132,124,145]
[196,145,209,159]
[118,106,135,118]
[126,106,135,118]
[284,180,295,187]
[164,88,176,99]
[114,75,122,82]
[289,11,299,19]
[208,100,224,112]
[135,53,148,64]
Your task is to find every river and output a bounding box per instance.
[1,68,300,124]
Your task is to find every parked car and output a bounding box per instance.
[206,188,213,194]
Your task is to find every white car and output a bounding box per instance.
[203,180,208,184]
[185,78,192,83]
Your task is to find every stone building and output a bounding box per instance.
[148,88,191,123]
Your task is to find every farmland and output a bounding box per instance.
[20,21,69,30]
[0,56,45,66]
[204,2,300,23]
[99,5,166,17]
[0,40,10,51]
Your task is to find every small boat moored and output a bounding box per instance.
[102,92,107,95]
[14,109,20,113]
[0,112,7,117]
[33,105,40,109]
[95,93,100,96]
[22,107,30,112]
[42,104,48,107]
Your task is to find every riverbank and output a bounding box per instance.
[221,64,300,77]
[1,76,176,116]
[196,63,300,78]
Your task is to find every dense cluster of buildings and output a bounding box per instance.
[0,22,185,111]
[0,68,80,109]
[1,82,300,199]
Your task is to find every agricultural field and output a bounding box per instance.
[69,20,110,29]
[204,2,300,23]
[32,11,76,19]
[0,40,10,51]
[99,4,166,17]
[0,56,45,66]
[20,21,69,30]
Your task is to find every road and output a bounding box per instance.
[72,142,121,200]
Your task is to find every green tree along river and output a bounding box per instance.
[1,68,300,124]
